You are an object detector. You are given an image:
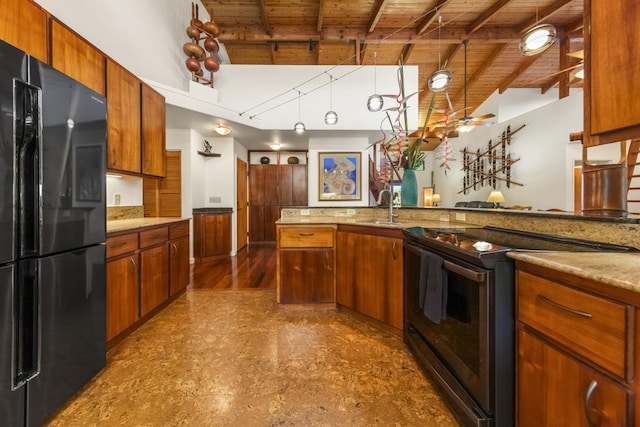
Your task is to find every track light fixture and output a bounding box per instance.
[367,52,384,112]
[293,90,305,134]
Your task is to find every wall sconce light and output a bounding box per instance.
[432,194,441,206]
[487,190,505,208]
[423,187,434,207]
[214,124,232,135]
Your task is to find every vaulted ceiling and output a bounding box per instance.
[199,0,584,132]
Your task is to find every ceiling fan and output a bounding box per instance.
[429,40,495,133]
[537,50,584,81]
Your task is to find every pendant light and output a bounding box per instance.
[519,1,556,56]
[293,91,305,134]
[428,16,452,93]
[457,40,475,133]
[367,52,384,112]
[324,74,338,125]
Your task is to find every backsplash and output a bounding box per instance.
[107,205,144,221]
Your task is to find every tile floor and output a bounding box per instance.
[45,289,459,426]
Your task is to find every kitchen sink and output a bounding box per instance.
[358,218,407,226]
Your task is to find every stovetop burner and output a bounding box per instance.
[404,225,636,268]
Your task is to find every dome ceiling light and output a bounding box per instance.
[214,124,231,135]
[519,23,557,56]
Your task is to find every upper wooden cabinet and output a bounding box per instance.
[0,0,48,62]
[51,20,105,95]
[107,58,141,174]
[141,83,166,177]
[585,0,640,145]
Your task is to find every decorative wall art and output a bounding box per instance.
[459,124,526,194]
[319,152,361,201]
[183,2,221,88]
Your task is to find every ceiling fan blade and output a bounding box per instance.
[568,50,584,60]
[473,113,496,121]
[535,63,583,82]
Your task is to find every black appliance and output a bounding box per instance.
[403,226,636,427]
[0,39,107,426]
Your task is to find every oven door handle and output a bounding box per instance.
[443,260,486,282]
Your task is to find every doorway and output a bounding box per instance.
[236,157,248,251]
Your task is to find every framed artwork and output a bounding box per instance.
[319,152,361,200]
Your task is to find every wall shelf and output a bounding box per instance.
[198,151,221,158]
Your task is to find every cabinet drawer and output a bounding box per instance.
[279,227,334,248]
[139,226,169,248]
[170,221,189,239]
[517,270,629,378]
[106,233,138,258]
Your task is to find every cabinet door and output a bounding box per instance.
[518,329,630,427]
[169,236,189,295]
[51,20,105,95]
[141,83,166,177]
[106,254,139,341]
[589,1,640,137]
[140,244,169,316]
[249,206,265,243]
[336,231,403,328]
[106,59,141,173]
[0,0,48,63]
[278,165,294,206]
[195,213,231,258]
[280,249,334,303]
[291,164,308,206]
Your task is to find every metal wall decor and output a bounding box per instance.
[459,124,525,194]
[184,2,221,88]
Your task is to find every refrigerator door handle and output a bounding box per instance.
[12,260,40,390]
[15,80,42,256]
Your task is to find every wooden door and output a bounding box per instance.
[106,254,139,341]
[143,151,181,217]
[141,83,166,177]
[140,244,169,316]
[106,59,141,173]
[518,329,629,426]
[236,158,248,251]
[169,236,189,295]
[0,0,48,63]
[51,20,105,95]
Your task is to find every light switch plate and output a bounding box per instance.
[114,193,121,205]
[301,209,310,215]
[346,209,356,215]
[209,196,221,203]
[456,212,466,221]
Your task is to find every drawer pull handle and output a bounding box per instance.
[110,241,127,248]
[537,295,593,318]
[299,233,314,237]
[584,380,598,427]
[392,241,397,260]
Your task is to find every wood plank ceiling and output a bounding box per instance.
[200,0,584,130]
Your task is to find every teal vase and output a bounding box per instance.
[401,169,418,207]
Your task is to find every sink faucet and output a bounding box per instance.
[377,188,398,222]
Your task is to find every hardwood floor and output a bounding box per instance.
[190,244,276,290]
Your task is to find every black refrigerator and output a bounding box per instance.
[0,39,107,426]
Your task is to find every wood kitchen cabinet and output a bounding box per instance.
[194,211,232,262]
[277,225,336,304]
[139,227,169,316]
[169,221,190,296]
[51,19,105,95]
[106,58,141,174]
[141,83,166,177]
[585,0,640,146]
[0,0,48,63]
[336,225,403,329]
[516,262,635,426]
[106,232,140,342]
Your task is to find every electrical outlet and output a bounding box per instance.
[456,212,466,222]
[114,193,121,206]
[209,196,221,203]
[301,209,310,215]
[439,214,449,222]
[346,209,356,215]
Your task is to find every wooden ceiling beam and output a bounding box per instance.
[400,44,415,64]
[416,0,451,35]
[516,0,574,33]
[467,0,515,34]
[218,25,528,44]
[368,0,391,33]
[558,37,570,99]
[452,43,508,107]
[565,17,584,34]
[317,0,326,32]
[256,0,272,36]
[498,55,541,93]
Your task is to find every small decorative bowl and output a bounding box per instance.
[287,156,299,164]
[260,156,270,164]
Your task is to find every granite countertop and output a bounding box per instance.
[508,251,640,294]
[276,215,466,230]
[107,217,189,234]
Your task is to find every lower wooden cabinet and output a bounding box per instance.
[277,225,336,304]
[516,261,635,426]
[106,253,139,342]
[336,226,403,329]
[194,212,232,262]
[518,329,629,426]
[140,243,169,316]
[106,220,190,344]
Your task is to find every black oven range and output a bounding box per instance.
[402,226,636,427]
